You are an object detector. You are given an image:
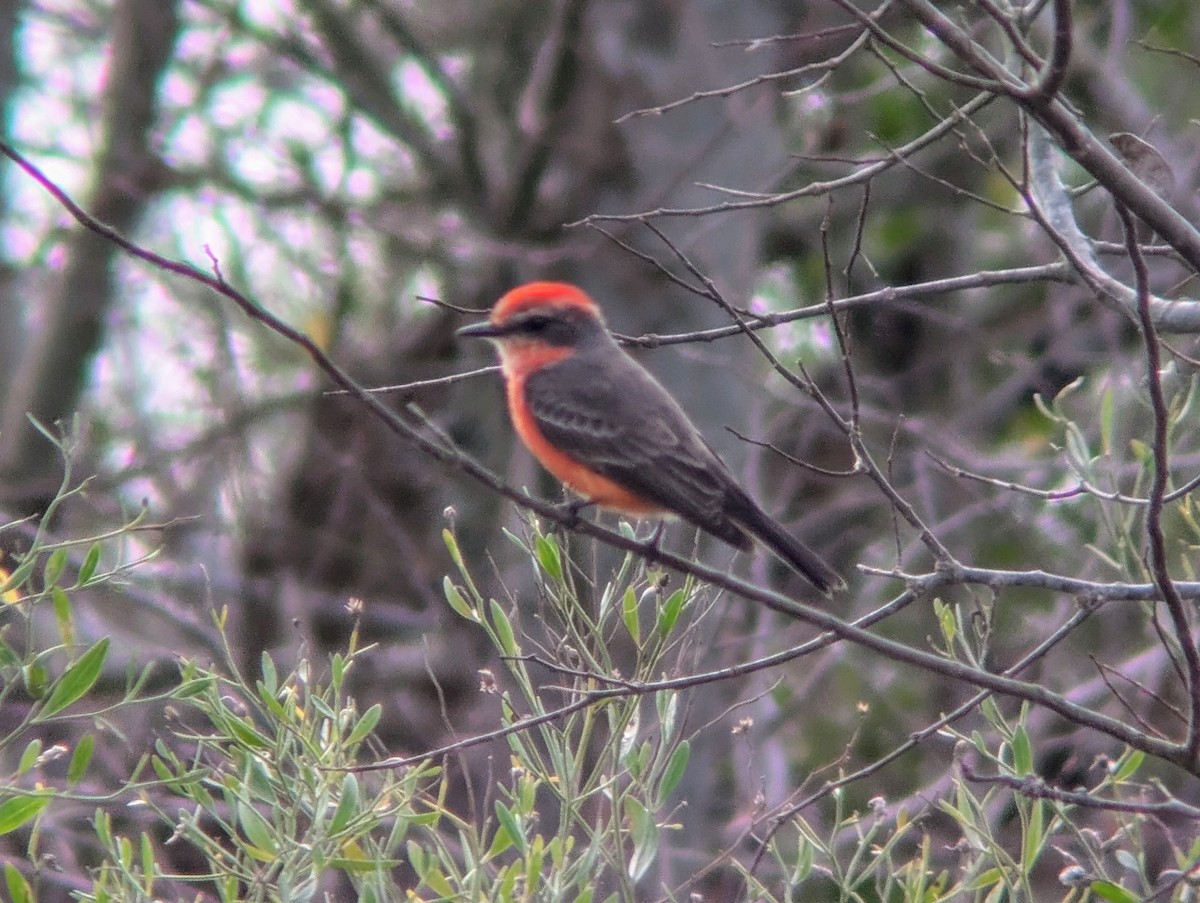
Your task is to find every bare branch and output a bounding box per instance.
[616,264,1075,348]
[960,763,1200,820]
[898,0,1200,273]
[1027,125,1200,332]
[616,11,877,123]
[573,92,996,222]
[1119,200,1200,764]
[1022,0,1073,107]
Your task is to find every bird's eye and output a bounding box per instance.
[521,315,551,332]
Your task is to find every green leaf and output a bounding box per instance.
[4,863,34,903]
[22,662,48,699]
[656,690,678,738]
[622,587,639,644]
[331,855,403,874]
[0,794,50,835]
[519,772,536,813]
[17,740,41,776]
[1065,424,1091,468]
[1089,880,1140,903]
[1100,384,1114,455]
[175,676,215,698]
[422,865,456,899]
[117,835,133,869]
[237,801,278,857]
[0,636,18,669]
[260,653,278,695]
[494,800,524,854]
[1011,725,1032,776]
[42,548,68,588]
[598,583,614,622]
[935,600,955,648]
[792,835,814,883]
[345,703,382,747]
[94,809,113,848]
[1054,375,1085,405]
[623,797,658,881]
[242,756,275,801]
[68,734,95,785]
[443,577,477,621]
[1031,392,1056,423]
[442,527,466,572]
[524,833,546,892]
[39,637,110,718]
[329,773,360,835]
[619,705,640,766]
[485,819,515,859]
[76,543,101,586]
[965,868,1004,890]
[141,832,155,893]
[1110,748,1145,783]
[658,740,690,800]
[406,840,426,879]
[151,755,173,783]
[1170,372,1199,425]
[51,587,74,645]
[1022,800,1044,872]
[628,740,651,778]
[0,550,37,598]
[655,588,687,637]
[489,600,518,655]
[226,716,271,750]
[535,534,563,581]
[979,696,1003,730]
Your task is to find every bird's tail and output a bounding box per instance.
[733,499,844,596]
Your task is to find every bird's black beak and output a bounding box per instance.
[456,320,501,339]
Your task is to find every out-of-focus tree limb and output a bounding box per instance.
[0,0,181,511]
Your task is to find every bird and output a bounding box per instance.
[457,281,844,595]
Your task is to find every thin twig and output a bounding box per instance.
[1119,200,1200,763]
[959,763,1200,820]
[1091,655,1185,730]
[614,263,1074,348]
[929,451,1200,507]
[615,13,879,123]
[323,366,498,396]
[574,92,997,223]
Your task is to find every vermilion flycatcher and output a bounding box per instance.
[458,281,844,595]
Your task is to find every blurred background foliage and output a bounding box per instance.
[2,0,1200,899]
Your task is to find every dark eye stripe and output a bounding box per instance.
[517,315,551,331]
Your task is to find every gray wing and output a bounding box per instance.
[523,351,751,547]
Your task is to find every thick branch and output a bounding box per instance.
[898,0,1200,274]
[1027,126,1200,332]
[0,0,181,506]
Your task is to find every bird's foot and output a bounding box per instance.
[552,497,593,531]
[629,520,667,565]
[645,520,666,551]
